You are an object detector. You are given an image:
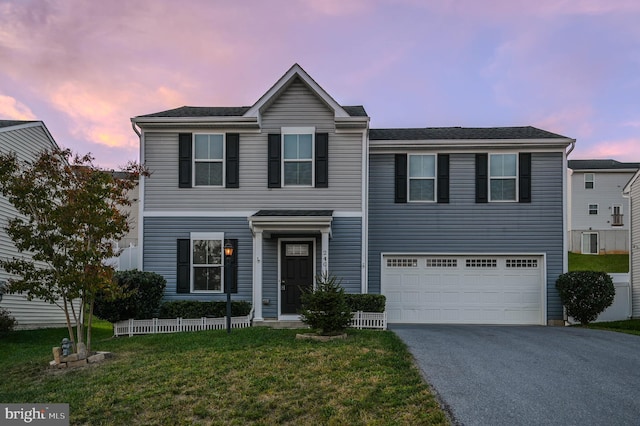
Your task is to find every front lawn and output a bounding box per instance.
[0,322,448,425]
[586,319,640,336]
[568,252,629,273]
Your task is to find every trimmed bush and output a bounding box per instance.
[0,307,16,333]
[556,271,615,325]
[345,294,386,312]
[300,274,353,335]
[158,300,252,319]
[94,270,166,323]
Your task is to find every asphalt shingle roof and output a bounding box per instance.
[369,126,569,140]
[139,105,367,118]
[0,120,36,129]
[568,159,640,170]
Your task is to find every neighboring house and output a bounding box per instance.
[108,171,140,271]
[131,64,575,326]
[623,170,640,317]
[568,159,640,254]
[0,120,69,328]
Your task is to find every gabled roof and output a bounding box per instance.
[0,119,38,129]
[623,169,640,195]
[0,120,60,151]
[138,106,251,118]
[568,159,640,171]
[369,126,568,140]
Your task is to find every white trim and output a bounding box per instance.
[138,128,146,270]
[562,149,568,273]
[581,232,599,254]
[192,133,225,187]
[588,203,599,215]
[369,139,573,152]
[488,153,518,202]
[252,230,263,321]
[361,129,369,294]
[407,153,437,202]
[584,172,595,189]
[281,128,315,187]
[277,237,316,320]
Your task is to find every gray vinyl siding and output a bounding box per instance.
[143,78,363,212]
[143,216,361,315]
[368,152,566,321]
[631,180,640,316]
[0,124,71,328]
[143,217,253,303]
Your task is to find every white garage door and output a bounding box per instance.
[382,255,545,325]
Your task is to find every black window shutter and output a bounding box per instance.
[225,133,240,188]
[176,239,191,293]
[268,134,281,188]
[224,239,238,293]
[519,153,532,203]
[315,133,329,188]
[437,154,450,204]
[475,153,488,203]
[395,154,407,203]
[178,133,192,188]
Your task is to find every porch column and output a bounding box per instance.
[321,229,329,274]
[253,230,263,321]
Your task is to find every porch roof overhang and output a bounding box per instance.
[248,210,333,238]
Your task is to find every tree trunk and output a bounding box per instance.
[86,297,94,354]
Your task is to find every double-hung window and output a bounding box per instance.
[283,128,313,186]
[489,153,517,201]
[191,233,223,292]
[584,173,595,189]
[588,204,598,215]
[409,154,436,201]
[194,134,224,186]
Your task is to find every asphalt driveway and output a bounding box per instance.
[391,325,640,426]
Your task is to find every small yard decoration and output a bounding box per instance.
[556,271,615,325]
[299,273,353,338]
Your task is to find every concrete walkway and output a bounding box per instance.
[392,325,640,426]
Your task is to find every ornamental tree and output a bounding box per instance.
[0,148,147,353]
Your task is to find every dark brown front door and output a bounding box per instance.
[281,241,314,315]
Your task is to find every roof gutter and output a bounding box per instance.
[131,120,141,138]
[566,139,576,156]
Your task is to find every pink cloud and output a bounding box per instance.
[0,95,36,120]
[576,138,640,159]
[534,106,595,139]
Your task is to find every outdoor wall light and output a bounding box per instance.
[224,242,234,258]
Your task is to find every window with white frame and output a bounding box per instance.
[584,173,594,189]
[191,233,224,292]
[588,204,598,215]
[283,129,313,186]
[194,134,224,186]
[489,153,517,201]
[409,154,436,201]
[581,232,598,254]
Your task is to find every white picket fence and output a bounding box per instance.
[350,311,387,330]
[113,314,252,337]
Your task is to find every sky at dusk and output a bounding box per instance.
[1,0,639,169]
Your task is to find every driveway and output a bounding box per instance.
[391,325,640,426]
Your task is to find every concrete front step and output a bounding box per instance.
[255,319,309,329]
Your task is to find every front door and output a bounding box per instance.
[280,241,314,315]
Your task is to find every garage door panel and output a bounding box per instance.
[382,255,544,325]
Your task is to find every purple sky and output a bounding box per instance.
[1,0,639,169]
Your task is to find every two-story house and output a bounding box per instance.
[0,120,70,328]
[568,159,640,254]
[132,64,575,326]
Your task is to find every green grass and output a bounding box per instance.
[568,252,629,273]
[586,319,640,336]
[0,322,448,425]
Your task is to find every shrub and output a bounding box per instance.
[556,271,615,325]
[0,307,16,333]
[158,301,252,318]
[94,270,166,323]
[300,273,353,335]
[345,294,386,312]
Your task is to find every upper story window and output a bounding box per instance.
[409,154,436,201]
[194,134,224,186]
[584,173,595,189]
[283,128,314,186]
[191,233,223,292]
[588,204,598,215]
[489,154,517,201]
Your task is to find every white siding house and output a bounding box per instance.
[0,120,70,329]
[623,170,640,317]
[568,159,639,254]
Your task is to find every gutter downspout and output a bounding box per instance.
[562,139,577,325]
[131,121,141,138]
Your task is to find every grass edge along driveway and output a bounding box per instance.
[0,323,448,425]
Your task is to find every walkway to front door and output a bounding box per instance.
[280,241,313,315]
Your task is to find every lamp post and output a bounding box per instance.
[224,242,234,334]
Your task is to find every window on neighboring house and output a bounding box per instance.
[409,154,436,201]
[612,204,623,226]
[584,173,595,189]
[489,154,517,201]
[581,232,598,254]
[191,233,223,292]
[194,134,224,186]
[588,204,598,215]
[283,131,313,186]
